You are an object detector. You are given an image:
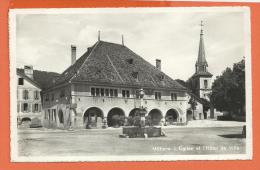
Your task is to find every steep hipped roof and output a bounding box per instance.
[53,41,186,91]
[17,68,60,90]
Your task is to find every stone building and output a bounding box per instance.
[17,66,42,127]
[42,39,189,129]
[17,66,60,127]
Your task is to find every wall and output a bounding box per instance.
[199,77,212,100]
[42,83,189,129]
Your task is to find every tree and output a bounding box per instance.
[188,97,197,120]
[211,59,245,117]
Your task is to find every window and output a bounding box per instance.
[114,89,118,97]
[101,88,104,96]
[96,88,100,96]
[91,88,95,96]
[23,90,29,100]
[155,92,161,100]
[23,103,29,112]
[34,91,40,100]
[122,89,130,98]
[91,87,118,97]
[105,89,109,96]
[18,78,24,85]
[132,72,139,80]
[171,93,177,101]
[127,58,134,64]
[204,80,208,89]
[158,74,165,81]
[33,104,39,112]
[126,90,130,98]
[110,89,114,96]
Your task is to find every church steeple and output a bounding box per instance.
[196,21,208,73]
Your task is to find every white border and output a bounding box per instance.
[9,7,252,162]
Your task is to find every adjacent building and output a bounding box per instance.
[17,66,42,127]
[17,66,60,127]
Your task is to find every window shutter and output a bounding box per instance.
[17,103,20,112]
[32,104,35,113]
[28,90,31,99]
[39,104,41,112]
[23,90,26,99]
[28,104,31,112]
[21,103,24,112]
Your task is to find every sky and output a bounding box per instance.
[15,8,248,81]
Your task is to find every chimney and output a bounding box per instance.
[156,59,161,71]
[24,65,33,79]
[71,45,76,65]
[122,34,124,46]
[98,30,101,41]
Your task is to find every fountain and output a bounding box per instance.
[120,89,165,138]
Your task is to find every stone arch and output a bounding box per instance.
[165,109,179,124]
[107,107,125,127]
[148,109,163,126]
[21,117,31,127]
[58,109,64,124]
[83,107,104,129]
[129,108,141,117]
[21,117,31,122]
[186,109,193,121]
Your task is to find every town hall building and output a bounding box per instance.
[42,35,189,129]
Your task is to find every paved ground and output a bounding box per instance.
[180,119,245,128]
[18,122,246,156]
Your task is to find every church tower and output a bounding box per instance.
[190,21,213,101]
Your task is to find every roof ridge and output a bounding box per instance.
[106,54,124,83]
[99,40,124,47]
[69,41,100,83]
[17,70,42,89]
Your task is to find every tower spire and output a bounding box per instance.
[200,20,204,35]
[196,20,208,73]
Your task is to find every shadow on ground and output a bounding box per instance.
[218,134,245,138]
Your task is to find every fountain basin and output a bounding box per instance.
[122,126,163,138]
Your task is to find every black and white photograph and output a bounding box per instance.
[9,7,252,162]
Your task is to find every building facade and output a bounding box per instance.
[17,66,42,127]
[42,40,189,129]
